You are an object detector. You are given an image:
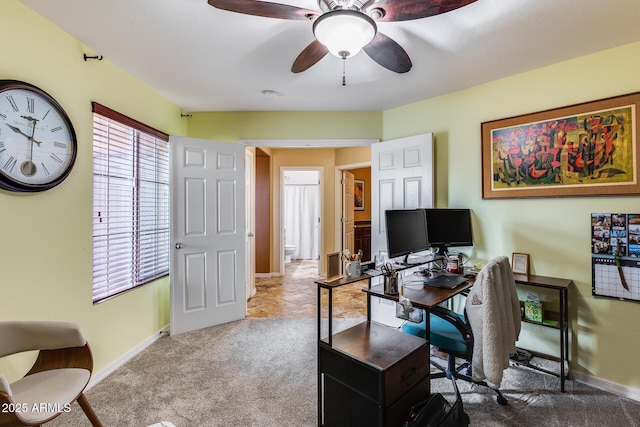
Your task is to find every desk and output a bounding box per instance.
[316,267,470,426]
[512,273,572,392]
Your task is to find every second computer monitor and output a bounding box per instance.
[423,208,473,255]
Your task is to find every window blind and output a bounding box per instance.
[92,103,170,303]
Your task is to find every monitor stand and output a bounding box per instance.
[432,246,449,257]
[402,253,437,266]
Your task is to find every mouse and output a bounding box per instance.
[464,273,476,279]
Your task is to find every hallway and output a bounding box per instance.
[247,260,367,319]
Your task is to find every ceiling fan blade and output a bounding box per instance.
[363,32,412,73]
[207,0,318,20]
[363,0,477,22]
[291,40,329,73]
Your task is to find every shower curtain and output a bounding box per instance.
[284,184,320,260]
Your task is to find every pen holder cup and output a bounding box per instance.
[384,275,399,295]
[345,261,361,278]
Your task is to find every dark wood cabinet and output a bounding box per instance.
[354,221,371,261]
[319,322,429,427]
[316,272,431,427]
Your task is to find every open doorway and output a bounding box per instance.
[281,168,321,277]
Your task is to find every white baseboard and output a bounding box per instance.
[255,273,271,278]
[255,272,284,278]
[572,370,640,402]
[87,324,170,390]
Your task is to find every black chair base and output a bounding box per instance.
[431,354,508,405]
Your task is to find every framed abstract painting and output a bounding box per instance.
[482,92,640,199]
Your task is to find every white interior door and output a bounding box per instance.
[370,133,434,326]
[170,136,246,336]
[371,133,434,261]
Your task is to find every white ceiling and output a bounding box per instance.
[19,0,640,112]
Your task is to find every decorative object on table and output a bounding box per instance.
[381,262,399,295]
[591,213,640,302]
[342,249,363,278]
[512,253,529,275]
[524,293,543,323]
[0,80,77,192]
[481,91,640,199]
[354,179,365,211]
[396,293,423,323]
[326,251,342,282]
[345,260,361,278]
[446,254,462,274]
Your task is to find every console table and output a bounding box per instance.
[316,265,471,427]
[512,273,573,392]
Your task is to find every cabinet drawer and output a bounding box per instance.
[386,376,430,427]
[385,344,430,404]
[320,345,379,402]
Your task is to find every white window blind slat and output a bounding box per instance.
[92,105,169,303]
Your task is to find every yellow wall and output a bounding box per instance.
[0,1,186,380]
[186,111,382,142]
[382,41,640,388]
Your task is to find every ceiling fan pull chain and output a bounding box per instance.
[342,54,347,86]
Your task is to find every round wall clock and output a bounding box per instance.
[0,80,77,192]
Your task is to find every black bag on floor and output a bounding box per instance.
[402,378,470,427]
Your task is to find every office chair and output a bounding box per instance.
[0,321,103,426]
[402,256,521,405]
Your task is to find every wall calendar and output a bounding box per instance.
[592,213,640,302]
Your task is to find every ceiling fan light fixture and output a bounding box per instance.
[312,10,376,58]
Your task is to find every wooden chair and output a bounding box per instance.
[0,321,102,426]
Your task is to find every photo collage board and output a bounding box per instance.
[591,213,640,302]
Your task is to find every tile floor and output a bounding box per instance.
[247,259,368,319]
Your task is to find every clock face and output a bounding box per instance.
[0,80,77,192]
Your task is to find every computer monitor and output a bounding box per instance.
[423,208,473,255]
[385,209,430,265]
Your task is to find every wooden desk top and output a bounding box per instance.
[363,279,473,310]
[513,273,573,290]
[315,256,445,289]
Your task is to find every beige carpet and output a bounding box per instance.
[49,318,640,426]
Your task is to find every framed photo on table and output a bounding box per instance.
[326,251,342,282]
[512,253,530,275]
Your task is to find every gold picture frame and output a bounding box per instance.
[354,179,365,211]
[326,251,342,282]
[512,253,530,275]
[482,92,640,199]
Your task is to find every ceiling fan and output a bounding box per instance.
[207,0,478,74]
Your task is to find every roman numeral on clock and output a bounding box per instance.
[50,153,63,164]
[54,141,67,149]
[3,156,17,172]
[7,96,19,113]
[27,96,35,114]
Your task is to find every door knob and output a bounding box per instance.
[175,243,183,249]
